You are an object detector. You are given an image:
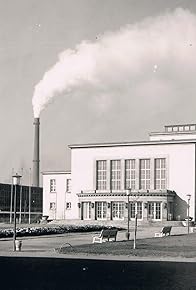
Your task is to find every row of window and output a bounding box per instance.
[166,124,196,132]
[49,202,71,210]
[82,201,162,220]
[96,158,166,191]
[50,179,71,193]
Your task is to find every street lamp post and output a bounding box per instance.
[187,194,191,234]
[12,173,22,251]
[126,188,131,240]
[133,211,138,250]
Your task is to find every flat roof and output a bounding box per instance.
[42,170,71,175]
[69,138,196,149]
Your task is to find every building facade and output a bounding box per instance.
[0,183,43,223]
[42,171,72,220]
[43,124,196,223]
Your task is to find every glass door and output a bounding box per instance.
[83,202,91,220]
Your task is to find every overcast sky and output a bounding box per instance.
[1,0,196,185]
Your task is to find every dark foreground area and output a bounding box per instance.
[0,257,196,290]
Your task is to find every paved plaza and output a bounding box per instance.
[0,226,191,260]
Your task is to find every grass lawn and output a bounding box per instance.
[58,233,196,258]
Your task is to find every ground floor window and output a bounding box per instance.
[79,199,166,221]
[49,202,56,210]
[96,201,107,220]
[130,202,142,219]
[112,202,124,220]
[148,202,161,220]
[82,202,91,220]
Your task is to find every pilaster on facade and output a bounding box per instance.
[135,159,140,190]
[150,158,155,190]
[107,160,111,191]
[91,202,96,220]
[121,159,125,190]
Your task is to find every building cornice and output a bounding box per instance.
[77,189,176,198]
[42,171,71,175]
[149,131,196,136]
[69,139,196,149]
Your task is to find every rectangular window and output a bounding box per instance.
[155,158,166,189]
[147,202,161,220]
[111,160,121,190]
[96,160,107,190]
[125,159,136,190]
[66,179,71,192]
[112,202,124,220]
[50,179,56,192]
[130,202,142,219]
[49,202,56,210]
[139,159,150,190]
[66,202,71,209]
[96,201,107,220]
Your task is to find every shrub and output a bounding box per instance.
[0,225,123,238]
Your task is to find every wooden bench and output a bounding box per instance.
[92,228,118,243]
[154,226,172,237]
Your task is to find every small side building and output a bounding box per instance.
[42,171,72,220]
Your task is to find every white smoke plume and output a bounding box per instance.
[32,8,196,117]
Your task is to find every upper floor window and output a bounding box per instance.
[96,160,107,190]
[111,160,121,190]
[155,158,166,189]
[125,159,136,190]
[50,179,56,192]
[139,159,150,190]
[66,179,71,192]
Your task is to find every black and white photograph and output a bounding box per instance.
[1,0,196,289]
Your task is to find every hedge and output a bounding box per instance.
[0,224,123,238]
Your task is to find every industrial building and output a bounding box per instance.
[0,183,43,223]
[43,124,196,224]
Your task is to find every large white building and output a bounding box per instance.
[43,124,196,223]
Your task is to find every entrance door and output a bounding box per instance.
[130,202,143,220]
[96,202,107,220]
[147,202,161,220]
[112,202,124,220]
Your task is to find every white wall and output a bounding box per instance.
[71,143,195,219]
[43,172,73,220]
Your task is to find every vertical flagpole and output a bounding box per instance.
[10,168,14,224]
[29,168,31,224]
[19,168,23,224]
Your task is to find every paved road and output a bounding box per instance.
[0,256,196,290]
